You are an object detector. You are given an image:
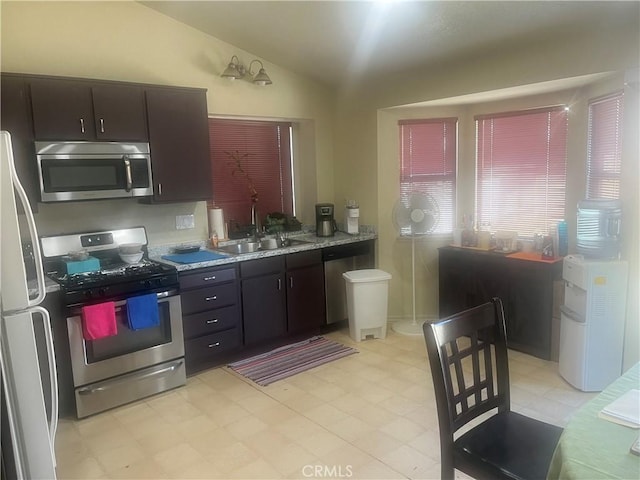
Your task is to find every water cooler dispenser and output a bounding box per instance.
[558,200,626,391]
[576,199,622,259]
[559,256,628,391]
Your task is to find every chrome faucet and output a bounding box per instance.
[275,231,284,247]
[250,204,263,240]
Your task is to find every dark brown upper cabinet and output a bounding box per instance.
[0,74,39,211]
[145,87,212,203]
[30,78,148,141]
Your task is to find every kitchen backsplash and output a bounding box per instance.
[22,198,378,247]
[24,199,209,246]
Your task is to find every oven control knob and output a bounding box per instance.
[98,288,107,297]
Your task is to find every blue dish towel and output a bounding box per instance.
[161,251,229,264]
[126,293,159,330]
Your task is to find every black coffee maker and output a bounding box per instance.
[315,203,336,237]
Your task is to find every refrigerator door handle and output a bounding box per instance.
[560,304,586,323]
[5,132,46,307]
[0,337,27,479]
[33,306,58,459]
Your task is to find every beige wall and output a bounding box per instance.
[2,2,638,365]
[335,18,638,365]
[0,1,336,244]
[376,80,624,317]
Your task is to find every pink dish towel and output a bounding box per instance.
[81,302,117,340]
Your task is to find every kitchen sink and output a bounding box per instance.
[215,242,261,255]
[281,238,314,247]
[215,237,314,255]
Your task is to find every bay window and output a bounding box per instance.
[398,118,457,235]
[586,92,624,199]
[475,106,568,237]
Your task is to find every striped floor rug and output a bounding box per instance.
[228,336,357,386]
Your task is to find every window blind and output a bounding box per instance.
[399,118,457,235]
[475,106,568,236]
[587,92,624,199]
[208,119,293,227]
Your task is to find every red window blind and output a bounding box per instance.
[475,106,568,236]
[587,92,624,199]
[208,119,293,226]
[399,118,457,235]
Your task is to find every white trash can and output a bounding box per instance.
[342,269,392,342]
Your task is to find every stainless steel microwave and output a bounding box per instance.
[35,141,153,202]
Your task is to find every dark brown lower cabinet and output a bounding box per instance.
[181,240,373,369]
[438,246,562,360]
[286,250,325,334]
[179,265,242,374]
[240,256,287,346]
[240,251,326,346]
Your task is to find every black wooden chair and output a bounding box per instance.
[423,297,563,480]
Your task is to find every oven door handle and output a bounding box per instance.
[77,359,184,395]
[69,289,178,316]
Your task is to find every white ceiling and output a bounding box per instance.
[140,1,637,90]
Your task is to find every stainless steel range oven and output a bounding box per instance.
[42,227,186,418]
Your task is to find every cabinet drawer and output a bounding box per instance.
[286,249,321,269]
[240,256,285,278]
[180,267,236,290]
[182,305,240,339]
[185,328,241,361]
[180,283,237,315]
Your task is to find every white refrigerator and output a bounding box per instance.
[559,255,628,391]
[1,131,58,478]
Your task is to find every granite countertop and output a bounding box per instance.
[40,230,377,297]
[29,276,61,295]
[149,230,377,272]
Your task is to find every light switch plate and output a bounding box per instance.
[175,214,195,230]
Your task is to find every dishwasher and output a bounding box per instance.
[322,240,374,324]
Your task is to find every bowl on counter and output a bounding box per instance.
[118,243,143,254]
[68,249,89,261]
[119,251,144,264]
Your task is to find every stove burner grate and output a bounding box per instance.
[49,259,176,290]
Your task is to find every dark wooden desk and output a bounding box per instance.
[438,246,563,360]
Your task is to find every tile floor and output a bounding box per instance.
[54,326,595,479]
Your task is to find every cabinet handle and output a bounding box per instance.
[79,118,85,134]
[277,278,281,290]
[206,319,219,324]
[124,156,132,192]
[100,118,105,133]
[158,183,162,195]
[208,342,221,348]
[203,276,216,281]
[205,295,217,301]
[289,277,294,289]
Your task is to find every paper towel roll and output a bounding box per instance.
[208,207,226,239]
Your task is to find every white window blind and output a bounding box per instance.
[475,106,568,236]
[587,92,624,199]
[399,118,457,235]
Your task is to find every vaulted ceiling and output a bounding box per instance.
[140,1,638,90]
